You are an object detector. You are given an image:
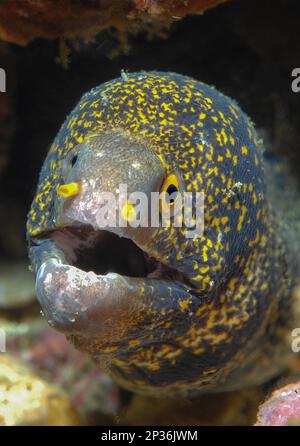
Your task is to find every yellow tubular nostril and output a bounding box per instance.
[121,201,136,223]
[57,181,81,198]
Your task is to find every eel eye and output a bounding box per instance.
[161,174,179,201]
[160,173,180,215]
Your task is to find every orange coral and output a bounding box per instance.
[0,0,228,46]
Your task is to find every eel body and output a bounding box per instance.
[27,72,299,397]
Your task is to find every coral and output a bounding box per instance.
[0,0,228,46]
[0,354,80,426]
[1,313,120,424]
[21,328,121,422]
[132,0,227,18]
[256,381,300,426]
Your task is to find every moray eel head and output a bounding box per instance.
[34,130,192,340]
[27,72,296,396]
[32,129,200,365]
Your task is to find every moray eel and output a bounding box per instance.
[27,71,299,397]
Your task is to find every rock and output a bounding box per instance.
[0,0,228,45]
[132,0,228,18]
[0,354,80,425]
[19,328,121,423]
[2,315,120,424]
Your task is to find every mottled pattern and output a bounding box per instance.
[27,72,298,396]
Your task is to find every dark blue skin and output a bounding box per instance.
[27,72,299,396]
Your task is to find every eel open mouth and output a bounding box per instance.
[32,224,192,343]
[48,225,183,282]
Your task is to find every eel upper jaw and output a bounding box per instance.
[32,224,190,341]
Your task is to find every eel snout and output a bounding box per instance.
[36,259,143,343]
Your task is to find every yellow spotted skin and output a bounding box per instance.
[27,72,298,396]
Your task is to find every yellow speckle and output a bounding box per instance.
[241,145,248,155]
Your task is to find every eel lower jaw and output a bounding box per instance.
[36,260,141,338]
[33,226,189,341]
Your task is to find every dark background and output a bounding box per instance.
[1,0,300,260]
